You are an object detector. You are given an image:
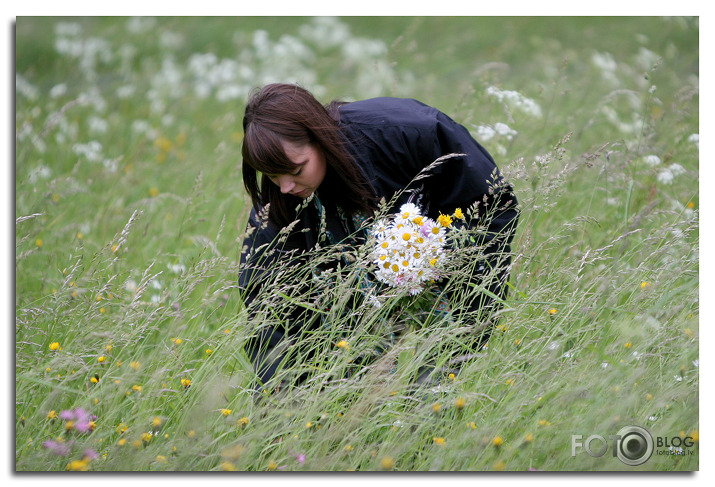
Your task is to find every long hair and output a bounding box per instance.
[242,83,377,227]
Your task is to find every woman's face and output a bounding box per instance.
[264,140,327,198]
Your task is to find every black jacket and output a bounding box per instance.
[239,98,518,378]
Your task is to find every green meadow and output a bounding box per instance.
[15,16,698,471]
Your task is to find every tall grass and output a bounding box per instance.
[15,16,698,471]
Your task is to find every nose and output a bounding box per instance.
[278,176,296,194]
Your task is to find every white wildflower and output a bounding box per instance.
[298,17,351,49]
[88,116,108,134]
[688,133,699,149]
[126,16,156,34]
[657,169,674,185]
[72,141,103,162]
[54,21,82,37]
[28,165,52,183]
[643,154,661,167]
[50,83,68,98]
[117,85,136,99]
[692,359,699,368]
[168,263,186,275]
[475,125,496,141]
[486,86,542,117]
[669,163,686,176]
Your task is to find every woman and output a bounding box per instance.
[239,83,518,385]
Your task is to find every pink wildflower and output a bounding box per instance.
[43,440,72,456]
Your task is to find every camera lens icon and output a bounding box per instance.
[616,426,654,466]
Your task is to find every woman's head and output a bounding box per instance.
[241,83,375,226]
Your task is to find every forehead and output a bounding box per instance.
[281,140,314,163]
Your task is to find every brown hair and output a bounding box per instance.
[242,83,377,227]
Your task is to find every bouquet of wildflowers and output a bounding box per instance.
[369,203,461,296]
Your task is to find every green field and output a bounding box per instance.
[15,16,699,471]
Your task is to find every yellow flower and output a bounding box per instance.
[548,308,557,315]
[220,461,236,471]
[336,340,349,349]
[141,432,153,442]
[49,342,60,351]
[237,417,249,428]
[524,433,534,443]
[47,410,57,420]
[640,281,651,289]
[538,419,551,427]
[154,136,172,152]
[437,213,453,227]
[132,384,143,392]
[35,238,43,248]
[267,460,278,471]
[380,456,395,470]
[149,187,159,198]
[171,337,183,345]
[90,376,99,384]
[205,349,213,356]
[453,208,464,219]
[686,201,695,209]
[455,397,466,410]
[624,342,633,348]
[220,409,232,416]
[646,393,653,401]
[448,373,456,381]
[66,458,90,471]
[97,356,106,363]
[181,378,191,388]
[221,444,246,460]
[117,438,127,446]
[505,379,515,386]
[433,437,446,446]
[493,460,506,471]
[468,421,477,429]
[344,445,353,452]
[689,430,699,442]
[77,232,83,240]
[432,403,442,413]
[155,455,167,463]
[493,436,503,447]
[152,417,163,428]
